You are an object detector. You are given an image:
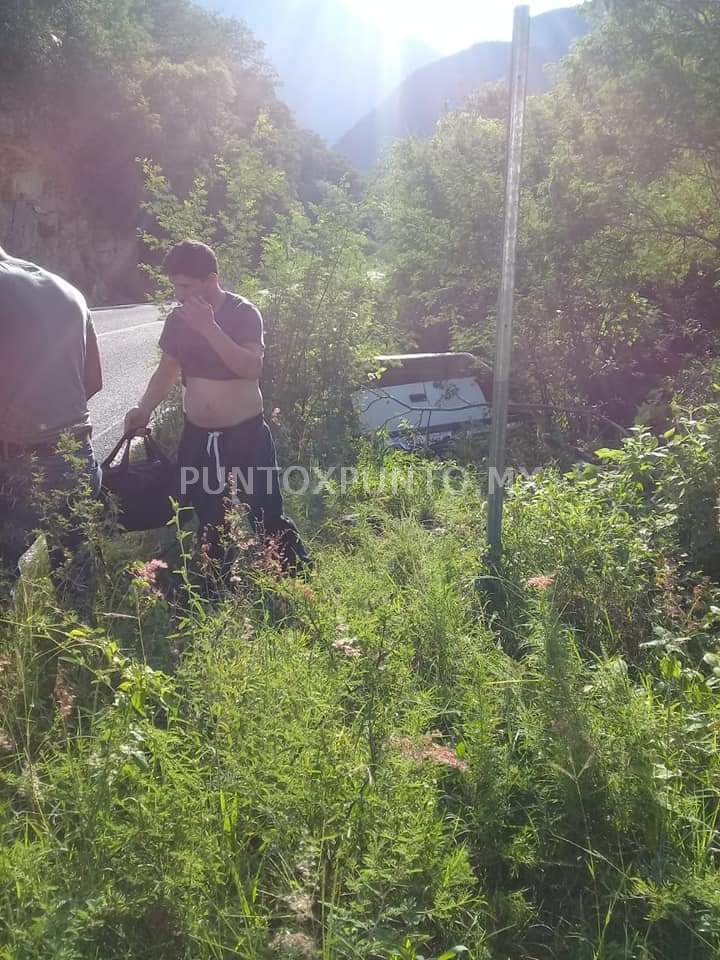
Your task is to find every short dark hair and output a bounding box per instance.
[162,240,218,278]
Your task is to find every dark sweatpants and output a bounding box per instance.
[176,414,310,575]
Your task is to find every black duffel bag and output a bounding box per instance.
[101,430,178,532]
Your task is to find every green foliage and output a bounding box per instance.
[141,122,291,285]
[257,187,386,459]
[3,439,720,958]
[7,3,720,953]
[371,121,505,357]
[0,0,348,280]
[372,0,720,430]
[502,469,658,658]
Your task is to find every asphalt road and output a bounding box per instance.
[89,304,164,459]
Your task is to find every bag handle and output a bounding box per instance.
[102,428,171,471]
[102,431,134,470]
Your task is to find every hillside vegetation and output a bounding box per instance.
[132,0,720,450]
[3,415,720,957]
[0,0,349,298]
[3,0,720,957]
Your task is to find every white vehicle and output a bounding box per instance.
[352,352,493,450]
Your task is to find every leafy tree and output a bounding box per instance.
[371,115,505,358]
[372,0,720,429]
[257,185,386,458]
[0,0,349,293]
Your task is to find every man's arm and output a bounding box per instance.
[124,351,181,433]
[84,314,103,400]
[204,324,264,379]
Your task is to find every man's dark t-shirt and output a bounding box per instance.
[158,293,264,382]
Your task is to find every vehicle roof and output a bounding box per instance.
[369,352,491,387]
[375,352,477,363]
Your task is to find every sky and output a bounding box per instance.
[340,0,581,54]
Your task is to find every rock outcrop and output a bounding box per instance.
[0,102,143,305]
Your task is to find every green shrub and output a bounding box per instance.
[2,442,720,959]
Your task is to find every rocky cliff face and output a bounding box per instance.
[0,102,143,306]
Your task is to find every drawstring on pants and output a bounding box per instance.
[206,431,223,493]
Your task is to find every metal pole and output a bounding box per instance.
[486,5,530,562]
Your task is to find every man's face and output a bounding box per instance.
[170,273,214,304]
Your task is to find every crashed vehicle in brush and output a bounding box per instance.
[352,353,494,452]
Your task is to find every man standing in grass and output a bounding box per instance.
[125,239,310,577]
[0,244,103,610]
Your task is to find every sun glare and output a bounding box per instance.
[340,0,580,54]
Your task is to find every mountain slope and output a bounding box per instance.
[335,7,589,170]
[197,0,441,143]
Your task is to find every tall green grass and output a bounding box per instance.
[2,420,720,958]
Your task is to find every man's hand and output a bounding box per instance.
[177,296,216,337]
[123,354,180,438]
[124,405,150,436]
